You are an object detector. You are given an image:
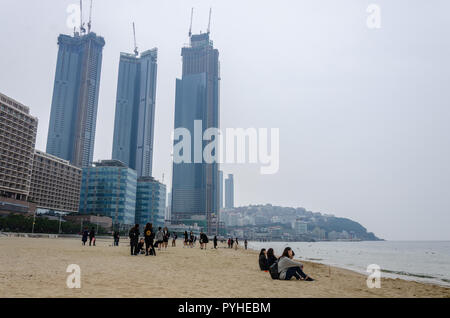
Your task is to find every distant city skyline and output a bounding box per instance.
[1,0,449,240]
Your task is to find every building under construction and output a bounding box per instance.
[46,0,105,168]
[171,9,221,235]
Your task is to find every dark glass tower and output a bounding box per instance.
[46,32,105,168]
[171,32,220,234]
[112,49,158,177]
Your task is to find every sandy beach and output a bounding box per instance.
[0,236,449,298]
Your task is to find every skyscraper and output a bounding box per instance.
[112,49,158,177]
[46,32,105,168]
[171,31,220,234]
[219,170,223,210]
[225,174,234,209]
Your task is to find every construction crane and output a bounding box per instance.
[87,0,93,33]
[188,7,194,37]
[80,0,86,34]
[133,22,139,56]
[207,8,212,34]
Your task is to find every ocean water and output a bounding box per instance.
[248,241,450,287]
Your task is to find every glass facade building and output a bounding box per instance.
[46,32,105,168]
[135,176,166,228]
[112,49,158,177]
[79,160,137,227]
[171,32,220,234]
[225,174,234,209]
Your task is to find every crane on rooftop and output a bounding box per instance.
[207,8,212,34]
[188,7,194,37]
[133,22,139,56]
[87,0,93,33]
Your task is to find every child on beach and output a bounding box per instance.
[137,238,145,255]
[172,233,177,247]
[81,228,89,246]
[89,227,96,246]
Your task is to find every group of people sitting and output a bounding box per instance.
[259,247,314,281]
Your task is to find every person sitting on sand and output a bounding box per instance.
[137,238,145,255]
[267,248,278,268]
[259,249,269,271]
[278,247,314,281]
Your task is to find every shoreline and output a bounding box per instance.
[1,236,449,298]
[247,241,450,289]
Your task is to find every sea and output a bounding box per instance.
[248,240,450,287]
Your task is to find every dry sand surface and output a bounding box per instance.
[0,236,449,298]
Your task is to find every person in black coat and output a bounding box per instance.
[267,248,277,267]
[213,236,218,249]
[144,223,156,256]
[129,224,140,255]
[88,227,96,246]
[259,249,269,271]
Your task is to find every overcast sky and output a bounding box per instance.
[0,0,449,240]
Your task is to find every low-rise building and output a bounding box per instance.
[79,160,137,229]
[29,150,82,213]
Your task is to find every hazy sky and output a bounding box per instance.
[0,0,449,240]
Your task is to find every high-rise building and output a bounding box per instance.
[219,170,223,210]
[46,32,105,168]
[135,176,166,228]
[225,174,234,209]
[0,93,38,213]
[112,49,158,177]
[29,150,82,213]
[171,31,220,234]
[79,160,137,229]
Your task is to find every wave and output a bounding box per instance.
[381,269,436,280]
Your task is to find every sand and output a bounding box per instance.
[0,236,449,298]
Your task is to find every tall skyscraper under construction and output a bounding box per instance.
[112,46,158,177]
[46,5,105,168]
[171,11,220,234]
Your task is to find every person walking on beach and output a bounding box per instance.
[183,231,188,248]
[155,227,164,251]
[172,233,177,247]
[113,230,120,246]
[129,224,140,256]
[234,238,239,250]
[89,227,96,246]
[278,247,314,281]
[81,227,89,246]
[162,227,169,249]
[189,231,194,248]
[144,223,156,256]
[244,239,248,250]
[213,235,218,249]
[227,238,231,248]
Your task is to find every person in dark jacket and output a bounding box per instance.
[259,249,269,271]
[89,227,96,246]
[81,228,89,246]
[183,231,188,247]
[213,236,218,249]
[113,231,120,246]
[267,248,277,268]
[144,223,156,256]
[129,224,140,256]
